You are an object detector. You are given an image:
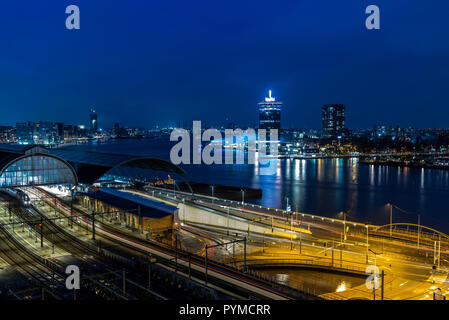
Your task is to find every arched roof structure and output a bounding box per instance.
[0,145,191,192]
[0,145,78,188]
[50,148,192,192]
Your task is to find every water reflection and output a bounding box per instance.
[261,269,365,295]
[285,158,291,180]
[369,165,375,186]
[421,168,425,189]
[294,159,300,180]
[336,281,347,292]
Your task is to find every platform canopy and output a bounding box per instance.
[50,147,192,191]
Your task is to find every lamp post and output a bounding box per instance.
[91,209,96,240]
[365,224,369,264]
[438,235,441,270]
[205,244,208,285]
[417,214,421,249]
[243,236,247,272]
[290,215,293,250]
[226,206,230,236]
[369,248,379,300]
[210,185,214,202]
[70,188,74,229]
[240,190,245,205]
[340,211,347,244]
[369,249,377,267]
[388,203,393,240]
[168,175,175,197]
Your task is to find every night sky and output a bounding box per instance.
[0,0,448,129]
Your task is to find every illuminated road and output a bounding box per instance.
[127,186,449,300]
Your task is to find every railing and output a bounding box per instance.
[237,258,368,275]
[143,185,449,250]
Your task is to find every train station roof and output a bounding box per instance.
[86,187,177,218]
[0,144,191,191]
[50,148,188,185]
[0,144,78,188]
[0,144,51,169]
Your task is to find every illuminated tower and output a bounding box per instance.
[258,90,282,130]
[89,108,98,133]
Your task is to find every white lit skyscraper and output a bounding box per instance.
[258,90,282,130]
[89,109,98,133]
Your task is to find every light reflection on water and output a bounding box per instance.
[261,269,365,296]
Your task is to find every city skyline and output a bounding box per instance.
[4,99,449,135]
[1,1,449,129]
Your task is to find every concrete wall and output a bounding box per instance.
[125,190,307,239]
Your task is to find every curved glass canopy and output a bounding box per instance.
[0,154,77,188]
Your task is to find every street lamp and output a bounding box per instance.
[240,189,245,205]
[387,203,393,239]
[173,180,176,197]
[368,248,381,300]
[210,185,214,202]
[417,213,421,249]
[365,224,369,264]
[168,175,175,197]
[339,211,347,244]
[368,248,378,266]
[226,206,230,236]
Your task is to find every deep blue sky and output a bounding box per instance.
[0,0,448,129]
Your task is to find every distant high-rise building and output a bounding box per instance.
[90,109,98,133]
[16,122,34,144]
[258,90,282,131]
[16,121,64,145]
[112,122,120,136]
[322,104,345,138]
[0,126,14,143]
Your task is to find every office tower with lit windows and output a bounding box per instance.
[321,104,345,138]
[15,121,63,145]
[16,122,34,144]
[258,90,282,130]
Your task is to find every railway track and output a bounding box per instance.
[32,186,318,300]
[10,197,166,300]
[0,221,67,299]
